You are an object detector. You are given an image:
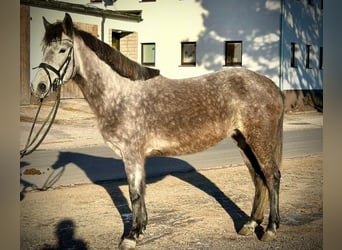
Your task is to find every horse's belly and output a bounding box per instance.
[145,132,227,157]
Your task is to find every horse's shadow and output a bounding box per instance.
[27,151,250,238]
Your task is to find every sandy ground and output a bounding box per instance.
[21,153,322,250]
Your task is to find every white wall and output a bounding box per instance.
[111,0,281,82]
[280,0,323,90]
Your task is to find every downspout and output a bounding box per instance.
[101,15,105,41]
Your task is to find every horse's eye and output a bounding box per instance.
[59,48,66,54]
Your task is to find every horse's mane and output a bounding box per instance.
[43,22,160,81]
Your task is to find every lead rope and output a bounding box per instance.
[20,85,61,158]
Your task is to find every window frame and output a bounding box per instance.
[290,42,298,68]
[181,42,197,66]
[306,44,313,69]
[224,41,243,67]
[141,42,156,66]
[319,46,323,69]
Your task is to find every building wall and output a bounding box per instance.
[29,0,281,84]
[109,0,282,83]
[28,0,322,95]
[280,0,323,90]
[21,5,31,104]
[279,0,323,111]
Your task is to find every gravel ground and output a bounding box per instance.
[21,154,322,250]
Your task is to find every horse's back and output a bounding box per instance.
[217,68,282,105]
[157,68,284,120]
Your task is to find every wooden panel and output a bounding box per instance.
[120,32,138,62]
[20,5,31,104]
[61,22,98,99]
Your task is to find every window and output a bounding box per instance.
[290,42,298,68]
[111,31,120,50]
[319,47,323,69]
[225,41,242,66]
[141,43,155,66]
[306,44,313,69]
[181,42,196,66]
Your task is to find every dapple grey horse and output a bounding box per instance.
[30,13,284,249]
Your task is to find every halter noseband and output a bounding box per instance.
[33,43,75,96]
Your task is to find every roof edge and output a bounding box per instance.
[20,0,143,22]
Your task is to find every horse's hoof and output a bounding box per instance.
[119,238,136,250]
[261,230,276,242]
[137,232,144,241]
[238,221,257,236]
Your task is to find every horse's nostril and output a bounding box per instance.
[38,82,47,93]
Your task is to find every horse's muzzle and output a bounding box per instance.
[31,81,50,99]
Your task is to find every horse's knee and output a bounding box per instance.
[264,164,281,185]
[269,168,281,194]
[129,188,142,203]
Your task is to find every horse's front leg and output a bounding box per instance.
[119,155,147,250]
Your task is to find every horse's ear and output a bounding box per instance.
[62,13,74,37]
[42,16,51,30]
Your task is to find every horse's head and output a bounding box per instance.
[31,13,76,99]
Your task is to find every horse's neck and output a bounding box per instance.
[73,37,131,116]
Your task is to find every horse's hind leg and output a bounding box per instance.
[119,154,148,250]
[232,130,269,235]
[232,127,282,241]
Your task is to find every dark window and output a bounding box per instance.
[111,32,120,50]
[225,41,242,66]
[290,42,298,68]
[181,42,196,66]
[306,44,312,69]
[141,43,155,66]
[319,47,323,69]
